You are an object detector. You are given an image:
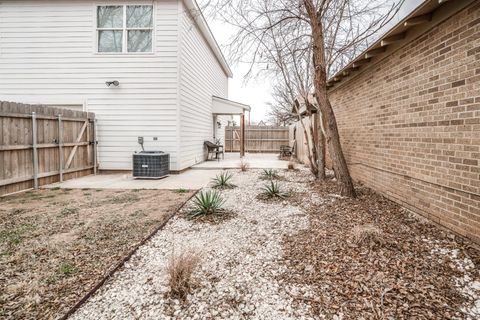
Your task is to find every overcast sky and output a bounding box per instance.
[202,0,423,123]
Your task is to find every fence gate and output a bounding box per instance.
[224,125,289,153]
[0,101,96,196]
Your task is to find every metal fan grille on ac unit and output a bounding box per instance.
[133,151,169,178]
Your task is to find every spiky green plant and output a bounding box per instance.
[261,168,279,180]
[261,181,288,198]
[189,191,225,217]
[211,171,236,189]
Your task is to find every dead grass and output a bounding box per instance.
[239,158,250,172]
[166,250,201,300]
[0,188,194,319]
[287,161,296,170]
[351,224,383,247]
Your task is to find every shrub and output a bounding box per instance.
[240,158,249,172]
[261,168,279,179]
[261,181,288,198]
[175,188,189,194]
[287,161,295,170]
[166,251,201,299]
[352,224,383,246]
[189,190,225,218]
[211,171,236,189]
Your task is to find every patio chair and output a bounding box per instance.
[204,141,224,161]
[280,140,296,157]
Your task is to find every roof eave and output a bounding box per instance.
[327,0,473,90]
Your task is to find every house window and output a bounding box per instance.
[97,5,153,53]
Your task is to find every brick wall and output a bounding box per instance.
[328,3,480,243]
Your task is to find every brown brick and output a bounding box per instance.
[452,79,466,87]
[325,2,480,244]
[463,159,478,166]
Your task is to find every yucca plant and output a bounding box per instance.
[261,168,279,180]
[261,181,288,198]
[211,171,236,189]
[189,190,225,217]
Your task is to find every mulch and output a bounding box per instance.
[280,179,480,319]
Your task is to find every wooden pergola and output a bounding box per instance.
[212,96,251,156]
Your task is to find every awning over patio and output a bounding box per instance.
[212,96,251,115]
[211,96,250,157]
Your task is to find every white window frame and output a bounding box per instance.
[94,3,155,55]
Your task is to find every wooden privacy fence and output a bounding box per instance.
[0,101,96,196]
[225,125,289,153]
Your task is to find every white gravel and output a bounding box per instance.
[431,247,480,319]
[69,168,480,320]
[71,169,319,320]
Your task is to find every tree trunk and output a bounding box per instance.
[303,0,356,197]
[314,112,325,180]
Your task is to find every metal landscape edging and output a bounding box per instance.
[60,189,199,320]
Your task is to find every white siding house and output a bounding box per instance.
[0,0,249,171]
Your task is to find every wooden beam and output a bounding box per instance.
[65,121,88,169]
[0,112,91,122]
[0,166,93,187]
[352,58,371,68]
[0,142,89,151]
[381,32,406,46]
[365,47,386,59]
[239,113,245,157]
[404,14,432,27]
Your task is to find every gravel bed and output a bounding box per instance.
[70,168,479,319]
[71,169,317,319]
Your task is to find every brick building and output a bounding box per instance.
[301,0,479,243]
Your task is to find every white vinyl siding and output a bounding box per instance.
[178,2,229,169]
[0,0,181,170]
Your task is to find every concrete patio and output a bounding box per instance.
[43,153,287,190]
[44,169,223,190]
[192,152,287,169]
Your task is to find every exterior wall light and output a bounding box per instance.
[217,121,222,129]
[105,80,120,87]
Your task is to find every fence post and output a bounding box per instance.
[31,112,39,189]
[58,115,64,182]
[240,114,245,157]
[93,118,98,175]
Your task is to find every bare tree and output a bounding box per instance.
[201,0,402,196]
[266,85,298,126]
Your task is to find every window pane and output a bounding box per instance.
[127,5,153,28]
[128,30,152,52]
[98,30,123,52]
[97,6,123,28]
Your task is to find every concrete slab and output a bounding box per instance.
[192,152,287,170]
[44,169,222,190]
[43,153,287,191]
